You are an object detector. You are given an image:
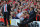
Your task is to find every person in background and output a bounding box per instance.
[12,14,19,19]
[2,1,11,26]
[17,7,36,27]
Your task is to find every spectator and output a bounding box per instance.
[0,0,40,26]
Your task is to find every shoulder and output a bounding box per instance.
[7,4,10,6]
[7,4,10,7]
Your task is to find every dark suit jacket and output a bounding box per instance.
[2,4,11,15]
[29,10,36,19]
[27,10,36,23]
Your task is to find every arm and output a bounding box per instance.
[27,11,36,22]
[9,5,11,11]
[1,6,4,14]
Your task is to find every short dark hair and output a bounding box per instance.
[4,1,7,3]
[31,7,34,10]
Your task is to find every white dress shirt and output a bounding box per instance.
[4,4,8,12]
[16,12,24,21]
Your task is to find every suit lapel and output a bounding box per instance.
[7,4,8,11]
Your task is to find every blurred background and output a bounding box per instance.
[0,0,40,27]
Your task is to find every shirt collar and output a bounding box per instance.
[31,10,33,12]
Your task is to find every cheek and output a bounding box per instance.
[30,9,31,10]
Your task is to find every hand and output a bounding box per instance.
[1,13,3,16]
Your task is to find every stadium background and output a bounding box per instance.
[0,0,40,25]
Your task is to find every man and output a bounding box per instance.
[2,1,11,26]
[27,7,36,22]
[17,7,36,27]
[16,12,24,21]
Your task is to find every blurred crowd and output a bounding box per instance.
[0,0,40,20]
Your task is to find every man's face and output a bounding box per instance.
[4,1,6,4]
[30,8,32,11]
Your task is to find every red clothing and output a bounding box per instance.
[8,0,12,4]
[13,1,16,4]
[7,0,12,4]
[0,3,1,4]
[25,0,28,1]
[24,16,29,19]
[31,2,32,3]
[24,9,27,11]
[36,15,40,21]
[39,16,40,21]
[34,2,37,5]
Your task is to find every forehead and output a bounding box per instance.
[4,1,6,2]
[30,7,32,8]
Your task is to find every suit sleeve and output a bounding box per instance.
[8,4,11,12]
[27,11,36,23]
[2,6,4,14]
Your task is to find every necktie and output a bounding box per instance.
[5,5,6,12]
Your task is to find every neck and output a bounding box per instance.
[5,3,7,4]
[30,10,33,11]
